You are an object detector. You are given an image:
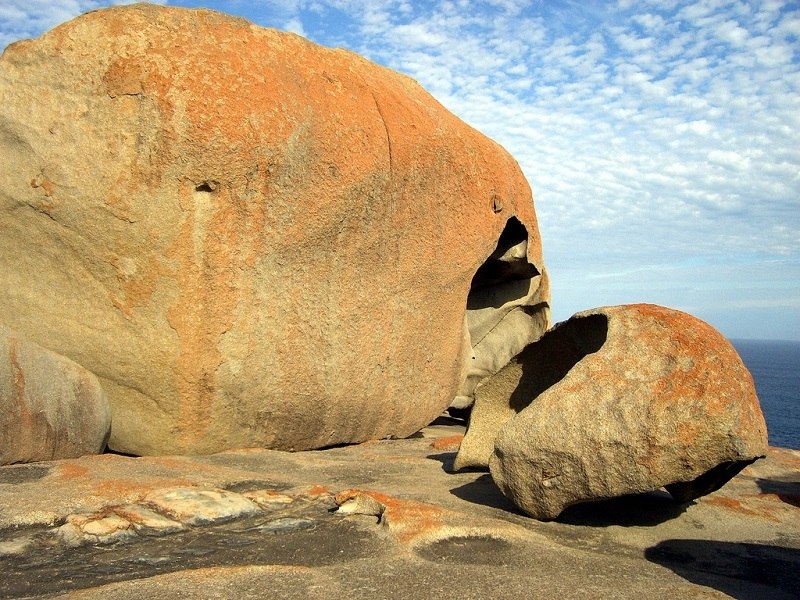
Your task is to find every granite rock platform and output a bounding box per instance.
[1,417,798,599]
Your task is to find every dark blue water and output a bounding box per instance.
[732,339,800,450]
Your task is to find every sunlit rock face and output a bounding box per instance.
[0,4,549,455]
[487,304,768,520]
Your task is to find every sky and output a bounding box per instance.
[2,1,799,341]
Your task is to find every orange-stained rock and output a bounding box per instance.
[0,326,111,465]
[488,304,768,520]
[0,5,549,455]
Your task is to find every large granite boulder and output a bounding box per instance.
[487,304,768,520]
[1,326,111,464]
[0,5,549,455]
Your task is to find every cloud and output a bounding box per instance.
[337,1,799,337]
[283,16,306,37]
[2,0,798,339]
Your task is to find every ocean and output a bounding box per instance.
[732,339,800,450]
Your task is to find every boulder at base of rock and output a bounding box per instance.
[454,313,603,471]
[0,326,111,465]
[0,5,549,455]
[488,304,768,520]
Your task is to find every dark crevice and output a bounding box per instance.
[467,278,534,311]
[469,217,539,292]
[194,181,217,193]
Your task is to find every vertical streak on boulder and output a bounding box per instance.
[166,180,232,448]
[370,90,394,175]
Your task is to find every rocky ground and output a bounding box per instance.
[0,417,798,599]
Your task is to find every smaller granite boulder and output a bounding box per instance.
[1,326,111,464]
[488,304,768,520]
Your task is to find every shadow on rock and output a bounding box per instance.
[432,414,468,427]
[556,490,691,527]
[645,539,800,600]
[756,477,800,508]
[449,474,525,515]
[427,452,461,473]
[415,534,521,566]
[0,464,50,484]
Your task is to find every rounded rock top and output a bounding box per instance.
[0,4,549,455]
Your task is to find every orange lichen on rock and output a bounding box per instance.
[91,478,196,500]
[487,304,768,520]
[702,494,783,523]
[430,435,464,451]
[335,488,446,545]
[302,485,332,498]
[54,463,90,480]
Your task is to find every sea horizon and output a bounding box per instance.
[731,338,800,451]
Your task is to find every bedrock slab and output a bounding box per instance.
[0,419,797,599]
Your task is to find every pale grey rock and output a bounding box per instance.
[0,535,35,557]
[242,490,295,508]
[113,504,184,535]
[58,512,136,547]
[142,487,262,525]
[334,490,386,521]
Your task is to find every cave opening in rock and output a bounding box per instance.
[469,217,540,295]
[452,216,550,413]
[194,181,218,193]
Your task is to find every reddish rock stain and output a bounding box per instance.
[430,435,464,451]
[703,494,782,523]
[338,488,445,545]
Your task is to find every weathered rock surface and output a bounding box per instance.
[454,311,595,470]
[0,420,797,599]
[0,325,110,465]
[142,487,261,526]
[488,304,769,520]
[0,4,549,455]
[451,218,551,410]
